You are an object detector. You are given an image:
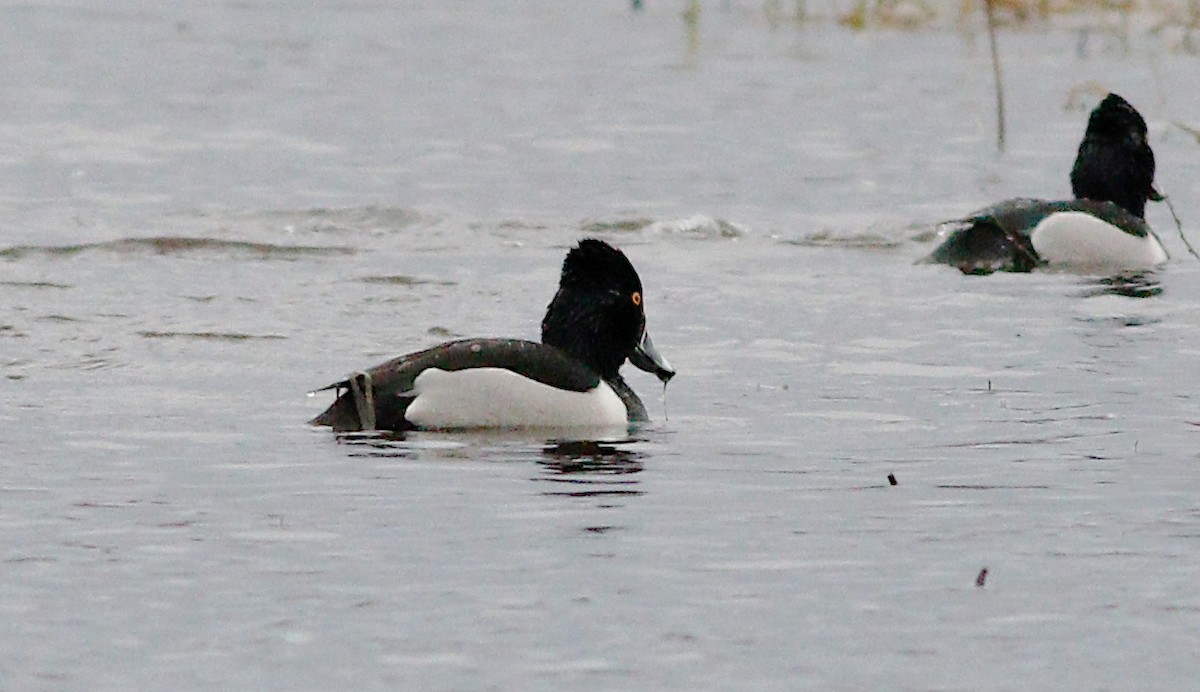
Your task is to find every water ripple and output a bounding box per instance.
[0,280,72,289]
[137,330,287,341]
[0,237,355,261]
[357,275,456,286]
[781,230,904,250]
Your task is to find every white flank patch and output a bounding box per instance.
[404,368,628,430]
[1031,212,1167,271]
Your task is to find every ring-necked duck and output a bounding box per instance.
[310,238,675,432]
[926,93,1167,274]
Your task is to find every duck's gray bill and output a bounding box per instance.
[629,330,675,383]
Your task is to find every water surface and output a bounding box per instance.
[3,2,1200,689]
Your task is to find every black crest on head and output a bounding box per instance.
[557,238,643,295]
[541,239,646,380]
[1070,93,1157,218]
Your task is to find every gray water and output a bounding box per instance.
[4,2,1200,689]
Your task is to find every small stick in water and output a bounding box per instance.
[984,0,1007,153]
[1159,192,1199,261]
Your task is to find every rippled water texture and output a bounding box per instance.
[3,2,1200,689]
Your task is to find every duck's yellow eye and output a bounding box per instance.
[631,292,642,307]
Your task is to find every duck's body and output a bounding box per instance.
[927,198,1164,274]
[310,240,674,433]
[310,337,655,431]
[926,93,1166,274]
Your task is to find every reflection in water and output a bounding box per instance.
[1079,271,1163,299]
[324,430,649,484]
[332,430,415,460]
[682,0,700,60]
[536,439,645,498]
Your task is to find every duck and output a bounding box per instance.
[925,93,1167,274]
[309,238,675,432]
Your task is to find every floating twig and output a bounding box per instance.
[1160,192,1199,262]
[1171,120,1200,144]
[984,0,1007,153]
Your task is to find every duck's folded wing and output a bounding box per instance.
[1063,199,1154,238]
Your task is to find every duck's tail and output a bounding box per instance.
[308,371,375,431]
[924,215,1041,275]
